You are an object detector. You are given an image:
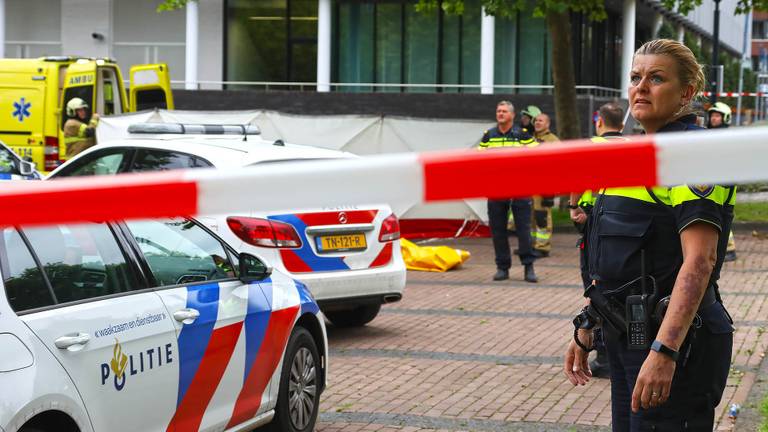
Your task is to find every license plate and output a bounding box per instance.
[315,233,367,253]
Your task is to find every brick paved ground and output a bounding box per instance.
[316,231,768,431]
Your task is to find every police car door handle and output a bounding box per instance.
[54,333,91,351]
[173,308,200,324]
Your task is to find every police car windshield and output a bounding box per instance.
[0,146,18,174]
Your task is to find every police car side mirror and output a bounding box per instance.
[239,252,272,283]
[18,160,35,176]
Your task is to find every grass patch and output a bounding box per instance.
[735,202,768,223]
[760,393,768,432]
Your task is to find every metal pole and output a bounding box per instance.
[0,0,5,59]
[316,0,331,92]
[736,10,751,126]
[621,0,636,99]
[185,0,199,90]
[480,6,495,95]
[710,0,721,104]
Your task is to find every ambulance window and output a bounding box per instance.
[97,67,123,115]
[22,223,139,305]
[134,89,168,111]
[61,86,95,130]
[125,218,236,287]
[1,228,54,312]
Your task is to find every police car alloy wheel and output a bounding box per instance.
[269,327,320,432]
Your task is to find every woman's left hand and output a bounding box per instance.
[631,350,676,412]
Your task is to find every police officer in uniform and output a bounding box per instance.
[479,101,538,283]
[569,102,628,379]
[707,102,738,262]
[565,39,734,431]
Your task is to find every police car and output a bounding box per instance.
[0,141,40,180]
[48,124,406,327]
[0,216,327,432]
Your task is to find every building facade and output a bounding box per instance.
[0,0,749,95]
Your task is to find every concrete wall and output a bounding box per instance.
[5,0,62,57]
[681,0,746,54]
[9,0,222,87]
[61,0,111,57]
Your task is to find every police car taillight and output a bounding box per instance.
[227,216,302,248]
[378,213,400,242]
[44,136,60,170]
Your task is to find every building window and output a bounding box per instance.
[334,0,481,93]
[225,0,318,88]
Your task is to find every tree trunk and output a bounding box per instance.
[546,11,581,140]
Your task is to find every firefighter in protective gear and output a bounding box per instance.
[707,101,731,128]
[707,101,737,261]
[63,97,99,158]
[506,106,542,234]
[519,105,541,137]
[479,101,538,283]
[530,112,558,257]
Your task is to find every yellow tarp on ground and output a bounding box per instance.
[401,238,471,272]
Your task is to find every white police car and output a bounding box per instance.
[48,124,406,327]
[0,141,40,180]
[0,216,326,432]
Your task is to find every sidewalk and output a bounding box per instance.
[316,232,768,431]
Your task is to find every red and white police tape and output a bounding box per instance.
[1,126,766,227]
[702,91,765,97]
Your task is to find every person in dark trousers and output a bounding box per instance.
[569,102,627,379]
[479,101,538,283]
[565,39,734,432]
[707,102,738,263]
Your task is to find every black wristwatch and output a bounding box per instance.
[650,340,679,362]
[567,203,579,210]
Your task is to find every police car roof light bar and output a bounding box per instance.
[127,123,261,136]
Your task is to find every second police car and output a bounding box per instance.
[0,216,326,432]
[0,141,40,180]
[48,123,407,327]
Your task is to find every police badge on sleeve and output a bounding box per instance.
[689,184,714,198]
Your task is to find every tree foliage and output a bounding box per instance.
[156,0,191,13]
[660,0,768,15]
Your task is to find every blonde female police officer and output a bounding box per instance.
[564,39,735,431]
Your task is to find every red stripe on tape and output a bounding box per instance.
[0,172,197,226]
[420,138,658,201]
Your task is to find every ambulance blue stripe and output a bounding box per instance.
[176,282,220,407]
[297,281,320,315]
[0,173,11,180]
[268,214,349,271]
[243,279,272,382]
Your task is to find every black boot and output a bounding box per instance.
[493,268,509,281]
[524,264,538,283]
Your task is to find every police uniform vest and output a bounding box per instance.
[586,115,735,315]
[478,125,536,149]
[578,133,627,211]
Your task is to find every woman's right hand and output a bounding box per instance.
[564,330,593,385]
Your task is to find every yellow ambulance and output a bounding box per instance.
[0,56,173,172]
